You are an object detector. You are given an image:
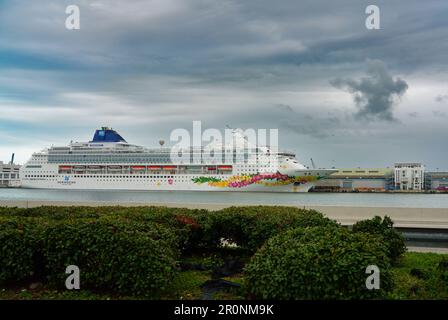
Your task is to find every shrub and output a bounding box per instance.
[244,226,393,299]
[438,258,448,283]
[185,206,339,251]
[0,205,339,253]
[0,216,51,285]
[0,212,181,297]
[0,206,102,219]
[0,205,342,297]
[352,216,406,263]
[0,206,203,252]
[42,219,179,296]
[0,218,36,284]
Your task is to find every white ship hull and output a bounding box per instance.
[21,174,316,193]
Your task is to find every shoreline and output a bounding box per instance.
[1,199,448,229]
[3,186,448,194]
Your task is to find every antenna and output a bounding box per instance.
[310,158,316,169]
[226,125,250,143]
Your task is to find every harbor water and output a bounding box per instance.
[0,188,448,208]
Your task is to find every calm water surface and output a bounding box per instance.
[1,188,448,208]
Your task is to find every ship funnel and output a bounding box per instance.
[10,153,15,165]
[91,128,126,143]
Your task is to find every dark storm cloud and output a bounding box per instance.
[272,104,341,138]
[212,103,344,139]
[1,0,448,168]
[433,110,448,118]
[435,94,448,103]
[330,60,408,121]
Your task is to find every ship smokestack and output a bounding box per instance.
[10,153,14,165]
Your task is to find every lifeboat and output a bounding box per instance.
[59,165,72,170]
[162,166,176,170]
[218,165,232,170]
[73,166,86,173]
[148,166,162,170]
[207,167,217,171]
[86,165,103,172]
[131,166,146,170]
[107,166,122,173]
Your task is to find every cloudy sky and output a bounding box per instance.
[1,0,447,169]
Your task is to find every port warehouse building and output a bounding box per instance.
[0,161,20,187]
[425,172,448,191]
[313,168,394,192]
[314,167,448,192]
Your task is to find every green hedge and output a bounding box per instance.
[189,206,339,251]
[0,214,180,297]
[0,217,44,284]
[352,216,406,264]
[43,219,178,296]
[0,205,338,253]
[1,206,405,299]
[244,226,393,299]
[438,258,448,283]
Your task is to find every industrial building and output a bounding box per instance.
[0,161,21,187]
[313,168,394,192]
[425,172,448,191]
[394,162,425,191]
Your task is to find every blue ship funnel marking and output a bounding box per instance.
[91,128,127,143]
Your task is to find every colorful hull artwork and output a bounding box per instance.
[192,173,320,188]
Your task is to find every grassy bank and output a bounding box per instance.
[390,252,448,299]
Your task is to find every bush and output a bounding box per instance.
[438,258,448,283]
[183,206,339,251]
[43,219,179,296]
[0,205,342,297]
[0,217,40,284]
[352,216,406,263]
[0,213,180,297]
[0,206,338,253]
[0,206,102,219]
[244,226,393,299]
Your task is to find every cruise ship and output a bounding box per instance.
[20,127,334,192]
